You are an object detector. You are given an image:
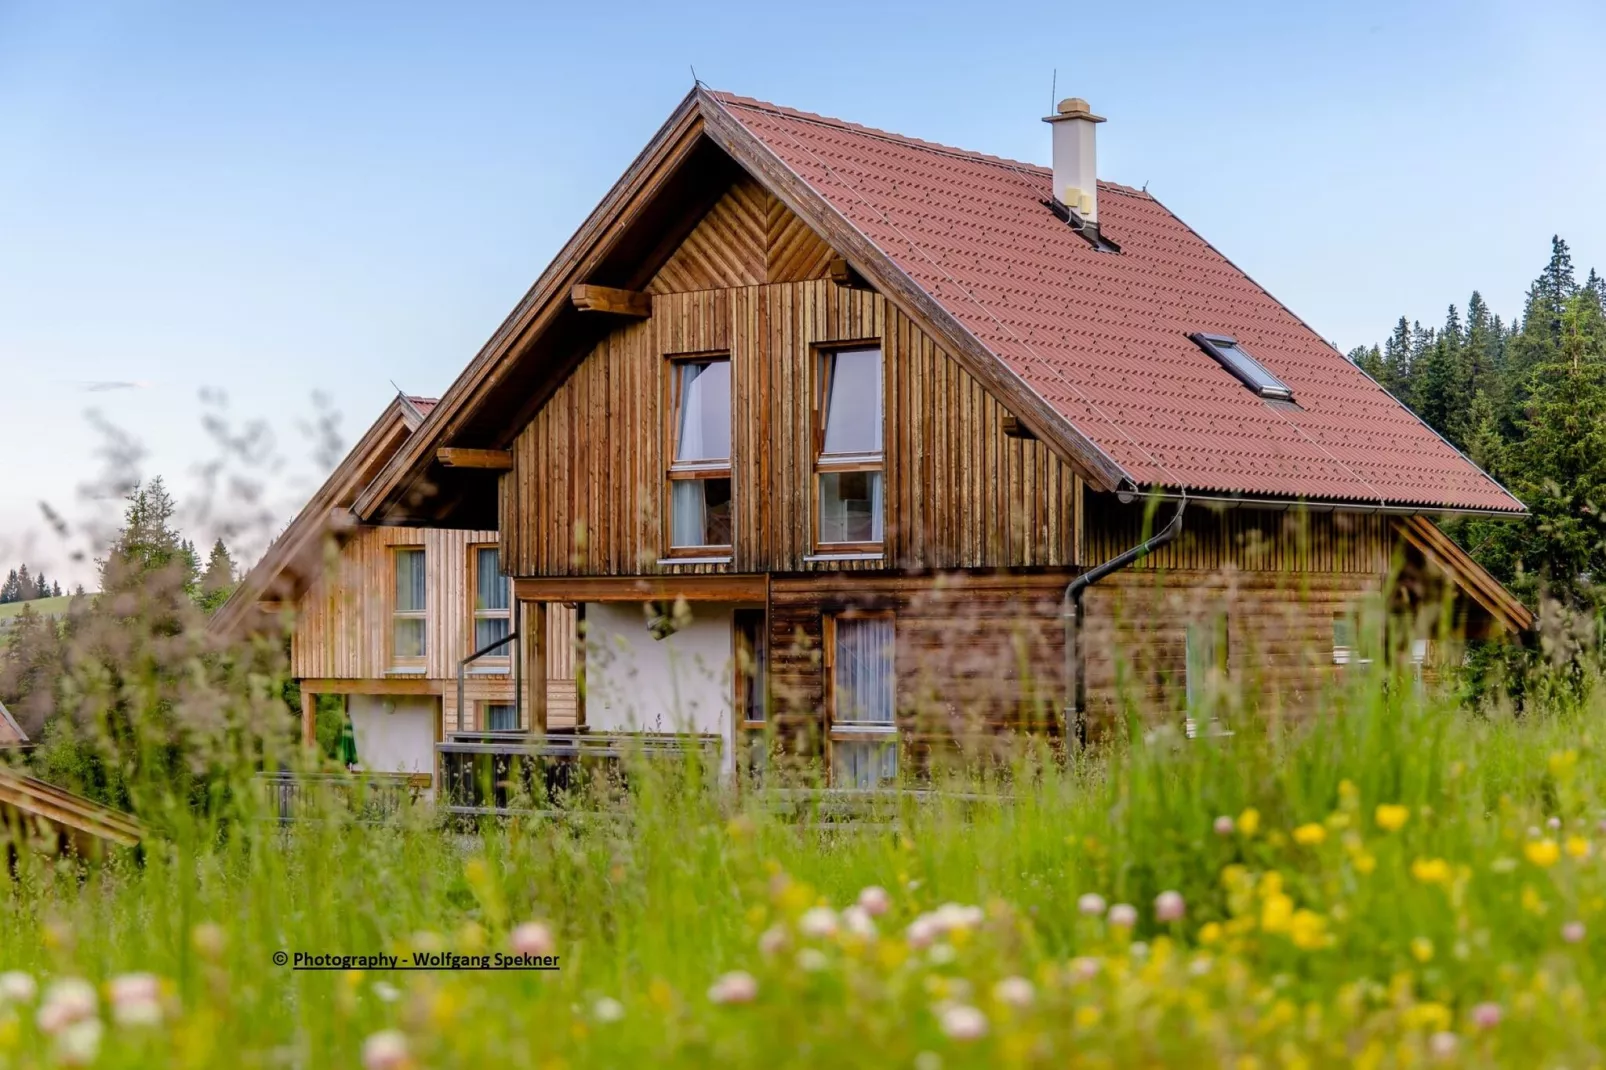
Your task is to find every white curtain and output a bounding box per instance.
[835,617,894,724]
[677,361,731,463]
[833,741,897,788]
[869,471,885,542]
[394,549,425,612]
[671,480,705,547]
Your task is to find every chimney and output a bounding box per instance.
[1043,97,1105,223]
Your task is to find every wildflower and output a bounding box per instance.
[1549,750,1578,777]
[191,922,227,959]
[1292,823,1327,847]
[1237,808,1261,837]
[1129,941,1150,961]
[1213,815,1235,836]
[796,948,830,972]
[1261,893,1294,934]
[1566,836,1591,859]
[1470,1002,1502,1029]
[55,1019,103,1067]
[1428,1031,1459,1061]
[1198,922,1223,945]
[857,886,891,917]
[842,905,877,938]
[1077,893,1107,917]
[1107,903,1138,929]
[799,907,839,939]
[931,903,983,932]
[1546,816,1562,831]
[509,921,554,958]
[36,978,97,1035]
[1154,890,1186,923]
[592,996,625,1023]
[1068,956,1100,982]
[1289,910,1330,950]
[992,976,1034,1008]
[938,1004,988,1040]
[708,971,758,1005]
[906,916,940,949]
[0,971,36,1004]
[109,973,162,1027]
[1525,839,1561,868]
[928,944,958,965]
[758,925,788,956]
[1375,804,1409,832]
[1562,921,1586,944]
[1411,937,1435,963]
[361,1029,411,1070]
[1411,858,1452,885]
[1353,852,1377,875]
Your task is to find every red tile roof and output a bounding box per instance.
[406,396,439,416]
[713,94,1522,513]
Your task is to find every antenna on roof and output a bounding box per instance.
[690,64,701,88]
[389,379,406,399]
[1049,69,1057,116]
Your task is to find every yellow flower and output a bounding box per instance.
[1293,823,1328,847]
[1410,937,1434,963]
[1410,858,1451,885]
[1566,836,1591,859]
[1339,779,1358,803]
[1074,1005,1101,1028]
[1375,804,1409,832]
[1353,852,1377,875]
[1238,808,1261,837]
[1525,839,1561,868]
[1289,910,1331,950]
[1548,749,1579,778]
[1261,893,1295,934]
[1199,922,1223,945]
[1521,885,1547,916]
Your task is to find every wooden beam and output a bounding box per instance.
[1002,415,1037,440]
[301,689,316,748]
[526,602,548,733]
[570,284,652,317]
[514,573,768,604]
[297,677,442,697]
[436,447,514,471]
[827,257,867,288]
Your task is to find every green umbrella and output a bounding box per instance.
[338,717,359,768]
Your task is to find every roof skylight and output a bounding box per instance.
[1191,334,1293,401]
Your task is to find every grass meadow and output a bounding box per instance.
[4,640,1606,1069]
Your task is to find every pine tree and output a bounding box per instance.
[1348,344,1385,380]
[98,477,188,597]
[14,564,36,603]
[198,539,238,613]
[51,581,62,598]
[1381,316,1414,400]
[32,569,49,601]
[1414,306,1468,447]
[0,569,17,604]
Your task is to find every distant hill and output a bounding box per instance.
[0,595,74,636]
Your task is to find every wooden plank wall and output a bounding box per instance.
[503,276,1080,576]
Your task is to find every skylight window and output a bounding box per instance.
[1191,334,1293,401]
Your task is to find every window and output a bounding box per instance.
[815,347,884,547]
[482,703,519,732]
[1333,614,1373,667]
[391,548,426,666]
[473,546,511,660]
[1191,334,1293,401]
[734,609,767,725]
[828,614,897,788]
[668,357,732,550]
[1184,617,1228,738]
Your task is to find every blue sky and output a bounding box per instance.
[2,0,1602,584]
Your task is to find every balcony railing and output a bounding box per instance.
[254,770,433,824]
[437,728,723,815]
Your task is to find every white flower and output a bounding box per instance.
[842,904,877,938]
[938,1003,988,1040]
[1129,941,1150,961]
[361,1029,410,1070]
[1077,893,1107,917]
[906,916,941,949]
[1213,815,1235,836]
[928,943,957,965]
[191,922,226,959]
[372,982,402,1004]
[592,996,625,1023]
[0,971,37,1004]
[1547,816,1563,831]
[510,921,555,957]
[109,973,162,1025]
[799,906,839,939]
[1106,903,1138,928]
[796,948,830,972]
[931,903,983,932]
[37,978,97,1035]
[1154,890,1186,923]
[55,1018,103,1067]
[1068,956,1100,982]
[1562,920,1586,944]
[1428,1030,1459,1060]
[112,998,162,1027]
[758,924,789,956]
[857,885,892,917]
[708,970,758,1004]
[992,976,1034,1008]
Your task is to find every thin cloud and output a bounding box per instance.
[79,380,152,393]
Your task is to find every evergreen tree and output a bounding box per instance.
[51,581,62,598]
[32,569,49,600]
[0,569,17,604]
[1381,316,1414,400]
[198,539,238,614]
[1348,344,1385,380]
[1414,305,1468,446]
[98,477,193,598]
[14,564,35,603]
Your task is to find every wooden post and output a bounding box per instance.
[301,689,317,748]
[527,602,548,733]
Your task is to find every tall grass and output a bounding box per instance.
[4,646,1606,1066]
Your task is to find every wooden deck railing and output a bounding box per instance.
[436,729,723,815]
[254,770,433,824]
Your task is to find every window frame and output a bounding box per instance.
[733,608,769,782]
[664,351,734,557]
[469,544,512,670]
[1183,614,1229,739]
[812,342,886,553]
[480,701,520,733]
[1191,333,1294,401]
[389,546,427,672]
[824,610,898,789]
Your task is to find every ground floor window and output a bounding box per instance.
[482,703,519,732]
[1184,616,1228,739]
[828,613,897,788]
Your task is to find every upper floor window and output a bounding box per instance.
[391,547,426,667]
[815,346,884,548]
[668,356,732,551]
[473,546,511,659]
[829,613,897,788]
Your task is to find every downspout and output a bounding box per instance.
[1063,492,1188,745]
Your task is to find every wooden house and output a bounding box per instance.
[233,90,1531,792]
